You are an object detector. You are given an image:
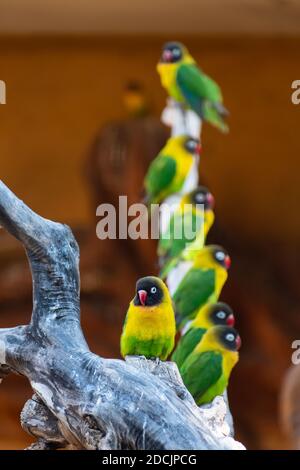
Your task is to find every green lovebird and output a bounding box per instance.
[157,41,229,133]
[171,245,231,326]
[120,276,176,360]
[171,302,235,369]
[158,186,215,271]
[180,326,241,405]
[144,134,201,206]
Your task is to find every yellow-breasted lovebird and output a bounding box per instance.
[144,134,201,206]
[172,302,235,369]
[169,245,231,327]
[120,276,176,360]
[158,186,215,273]
[157,41,229,133]
[180,325,241,405]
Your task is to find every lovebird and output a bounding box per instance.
[144,135,201,206]
[158,186,215,269]
[157,42,229,133]
[120,276,176,360]
[171,302,235,368]
[180,325,241,405]
[171,245,231,325]
[123,81,150,118]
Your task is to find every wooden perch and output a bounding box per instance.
[0,180,244,450]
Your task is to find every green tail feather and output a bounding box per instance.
[203,101,229,133]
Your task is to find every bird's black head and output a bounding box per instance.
[210,245,231,270]
[134,276,164,307]
[209,302,235,327]
[216,326,241,351]
[160,42,184,63]
[190,186,214,210]
[184,137,201,156]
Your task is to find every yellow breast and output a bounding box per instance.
[222,350,239,377]
[157,63,183,102]
[125,302,176,341]
[173,151,194,185]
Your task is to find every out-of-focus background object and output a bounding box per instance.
[0,0,300,450]
[280,364,300,449]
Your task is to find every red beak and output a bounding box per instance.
[236,335,242,350]
[207,193,215,208]
[226,314,235,327]
[224,255,231,270]
[162,50,173,62]
[138,289,147,306]
[195,144,202,155]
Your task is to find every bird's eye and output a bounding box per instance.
[195,193,205,203]
[151,287,157,294]
[185,140,196,152]
[217,311,226,319]
[226,333,235,342]
[173,48,181,56]
[215,251,225,261]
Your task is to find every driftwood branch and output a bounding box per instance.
[0,180,244,450]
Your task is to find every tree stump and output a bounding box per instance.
[0,180,244,450]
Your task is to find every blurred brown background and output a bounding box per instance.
[1,0,300,450]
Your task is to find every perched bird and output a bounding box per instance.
[170,245,231,325]
[157,42,229,133]
[180,326,241,405]
[123,81,150,118]
[158,186,215,269]
[171,302,235,368]
[144,135,201,205]
[120,276,176,360]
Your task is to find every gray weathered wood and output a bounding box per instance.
[0,180,244,450]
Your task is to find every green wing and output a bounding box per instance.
[176,64,228,132]
[180,350,222,404]
[177,63,222,102]
[173,267,215,320]
[145,154,176,203]
[158,211,203,260]
[171,326,206,369]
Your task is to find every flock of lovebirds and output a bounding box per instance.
[120,41,241,407]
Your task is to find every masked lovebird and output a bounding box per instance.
[158,186,215,269]
[144,135,201,206]
[180,326,241,405]
[171,302,235,368]
[170,245,231,326]
[120,276,176,360]
[157,42,229,133]
[123,81,149,118]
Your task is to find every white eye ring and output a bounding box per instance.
[226,333,235,342]
[217,311,226,319]
[216,251,225,261]
[151,286,157,294]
